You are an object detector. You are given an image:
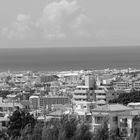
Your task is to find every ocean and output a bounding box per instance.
[0,46,140,72]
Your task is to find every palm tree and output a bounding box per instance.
[109,128,123,140]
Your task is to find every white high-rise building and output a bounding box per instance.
[73,75,96,104]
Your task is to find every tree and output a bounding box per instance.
[73,123,93,140]
[42,118,60,140]
[94,120,109,140]
[26,123,43,140]
[8,107,36,139]
[0,130,8,140]
[9,115,125,140]
[134,133,140,140]
[8,107,22,139]
[8,81,15,87]
[109,128,123,140]
[0,90,12,99]
[5,76,11,84]
[60,117,77,140]
[26,115,93,140]
[109,91,140,105]
[19,124,32,140]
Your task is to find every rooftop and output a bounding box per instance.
[128,102,140,106]
[47,110,63,116]
[93,104,133,112]
[76,85,89,88]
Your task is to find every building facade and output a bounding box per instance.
[29,95,70,110]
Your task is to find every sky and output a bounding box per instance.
[0,0,140,48]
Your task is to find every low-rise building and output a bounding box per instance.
[39,96,70,108]
[29,95,70,110]
[113,80,131,90]
[132,80,140,91]
[29,96,39,110]
[0,97,22,113]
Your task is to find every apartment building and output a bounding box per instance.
[71,103,139,139]
[64,74,81,85]
[29,96,39,110]
[29,95,70,110]
[112,80,131,90]
[91,104,136,138]
[73,75,95,104]
[94,86,107,106]
[39,96,70,108]
[73,86,94,103]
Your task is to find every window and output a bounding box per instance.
[2,121,6,127]
[120,128,128,137]
[0,107,3,112]
[120,118,127,127]
[96,117,103,124]
[86,115,92,123]
[113,116,118,122]
[9,107,13,111]
[0,113,4,117]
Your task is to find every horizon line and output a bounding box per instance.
[0,45,140,49]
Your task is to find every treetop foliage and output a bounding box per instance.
[109,91,140,105]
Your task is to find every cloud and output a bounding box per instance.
[2,14,31,39]
[70,14,91,37]
[1,0,91,40]
[37,0,90,39]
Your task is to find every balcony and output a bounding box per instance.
[73,94,87,99]
[74,90,88,94]
[96,95,106,99]
[120,122,128,127]
[94,90,106,94]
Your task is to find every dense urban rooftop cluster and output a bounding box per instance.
[0,68,140,139]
